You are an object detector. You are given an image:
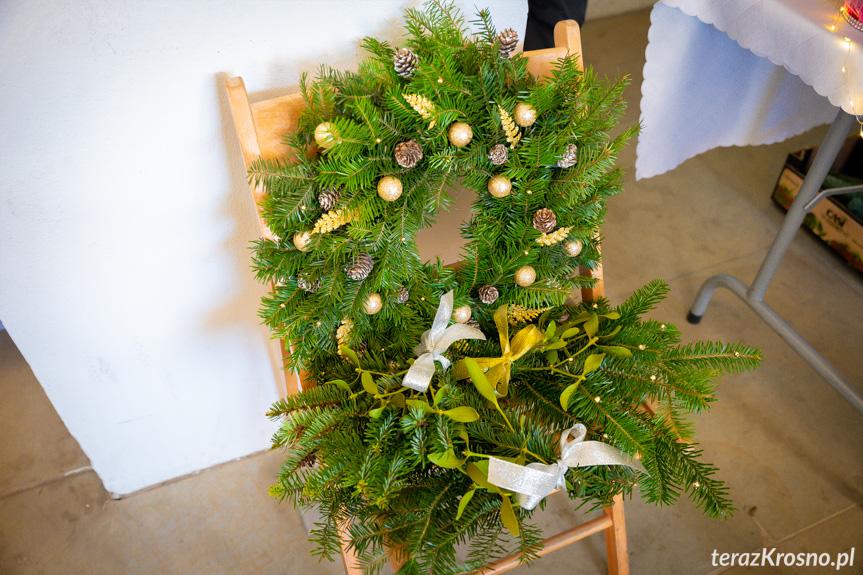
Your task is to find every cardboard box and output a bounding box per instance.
[772,144,863,275]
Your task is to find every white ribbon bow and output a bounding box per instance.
[401,290,486,392]
[487,423,648,510]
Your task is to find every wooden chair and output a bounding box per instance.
[226,20,628,575]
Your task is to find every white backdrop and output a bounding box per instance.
[0,0,653,496]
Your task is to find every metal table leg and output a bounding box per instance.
[686,109,863,416]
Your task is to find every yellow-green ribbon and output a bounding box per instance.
[453,305,544,396]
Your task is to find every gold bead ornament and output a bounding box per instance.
[487,175,512,198]
[452,305,472,323]
[377,176,403,201]
[563,239,583,257]
[447,122,473,147]
[364,293,383,315]
[515,265,536,286]
[314,122,338,149]
[293,231,312,252]
[513,103,537,127]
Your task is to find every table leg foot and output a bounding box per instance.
[685,311,702,324]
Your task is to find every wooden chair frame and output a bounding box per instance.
[226,20,628,575]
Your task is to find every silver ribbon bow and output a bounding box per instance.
[487,423,648,510]
[402,290,486,392]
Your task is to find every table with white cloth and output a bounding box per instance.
[637,0,863,414]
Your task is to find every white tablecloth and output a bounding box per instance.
[637,0,859,180]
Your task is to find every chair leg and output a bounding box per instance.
[603,494,630,575]
[338,520,364,575]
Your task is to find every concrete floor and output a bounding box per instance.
[2,8,863,575]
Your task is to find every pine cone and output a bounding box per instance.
[487,144,508,166]
[344,252,374,280]
[394,47,419,78]
[395,285,409,304]
[497,28,519,58]
[478,284,499,305]
[297,274,322,292]
[557,143,578,168]
[317,187,342,211]
[395,140,423,168]
[533,208,557,233]
[466,319,481,329]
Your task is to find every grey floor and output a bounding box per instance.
[2,9,862,575]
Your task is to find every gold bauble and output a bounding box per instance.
[515,265,536,287]
[448,122,473,148]
[563,239,583,257]
[364,293,383,315]
[513,103,537,127]
[487,175,512,198]
[453,305,472,323]
[293,231,312,252]
[314,122,338,149]
[377,176,403,201]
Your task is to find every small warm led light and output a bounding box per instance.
[693,482,700,488]
[594,396,601,403]
[650,374,657,381]
[523,250,529,255]
[526,189,533,195]
[437,77,443,83]
[846,37,852,43]
[316,321,321,326]
[638,344,646,350]
[831,25,837,31]
[301,205,307,211]
[376,138,382,143]
[843,66,847,72]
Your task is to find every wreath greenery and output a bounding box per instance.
[251,2,761,573]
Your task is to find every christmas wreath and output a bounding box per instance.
[251,2,760,573]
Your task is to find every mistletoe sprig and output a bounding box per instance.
[268,280,760,573]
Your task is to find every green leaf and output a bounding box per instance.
[456,488,476,520]
[390,392,406,408]
[406,399,433,414]
[500,495,519,536]
[464,358,498,408]
[466,461,500,492]
[327,379,352,394]
[596,345,632,359]
[583,353,606,375]
[600,311,620,320]
[584,312,598,338]
[561,327,580,339]
[547,340,567,350]
[442,406,480,422]
[369,406,385,419]
[544,320,556,339]
[434,384,449,407]
[428,448,465,468]
[361,371,377,395]
[340,346,360,366]
[560,380,581,409]
[545,349,559,365]
[599,325,622,340]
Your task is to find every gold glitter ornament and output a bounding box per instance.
[447,122,473,147]
[377,176,403,201]
[453,305,472,323]
[314,122,338,149]
[513,103,537,127]
[364,293,383,315]
[563,239,583,257]
[487,175,512,198]
[515,265,536,287]
[293,231,312,252]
